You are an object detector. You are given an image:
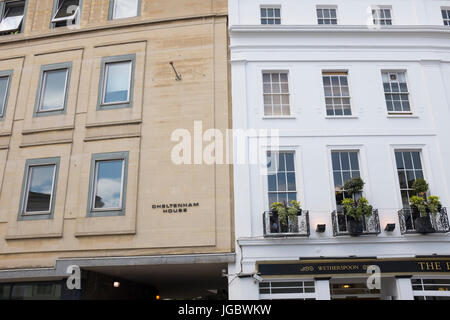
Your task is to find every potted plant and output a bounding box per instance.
[270,200,301,233]
[409,179,441,233]
[341,177,373,235]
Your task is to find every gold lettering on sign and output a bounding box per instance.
[418,261,443,271]
[446,262,450,271]
[317,265,359,271]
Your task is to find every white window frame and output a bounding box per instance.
[381,70,412,114]
[51,0,80,24]
[390,144,433,210]
[260,5,281,25]
[322,70,352,117]
[37,68,69,113]
[316,5,338,25]
[326,145,370,211]
[331,150,362,204]
[266,150,297,207]
[262,70,291,117]
[371,6,393,25]
[441,7,450,26]
[91,158,125,212]
[101,60,132,105]
[259,279,316,300]
[260,145,305,214]
[393,149,425,209]
[412,277,450,300]
[22,164,57,215]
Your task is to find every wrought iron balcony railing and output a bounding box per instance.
[331,209,381,236]
[398,207,450,234]
[263,210,310,237]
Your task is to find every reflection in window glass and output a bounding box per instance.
[395,150,423,208]
[267,151,296,207]
[331,151,360,207]
[103,61,131,104]
[0,76,9,117]
[0,0,25,33]
[93,159,124,210]
[24,165,56,213]
[322,72,351,116]
[317,8,337,24]
[260,7,281,25]
[39,69,68,112]
[113,0,139,19]
[442,8,450,26]
[53,0,80,21]
[382,71,410,113]
[263,72,290,116]
[372,8,392,25]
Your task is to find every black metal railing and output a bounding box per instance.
[331,209,381,236]
[263,210,310,237]
[398,207,450,234]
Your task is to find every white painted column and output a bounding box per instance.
[394,277,414,300]
[315,278,331,300]
[228,276,260,300]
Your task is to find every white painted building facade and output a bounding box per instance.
[228,0,450,300]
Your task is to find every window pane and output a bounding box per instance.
[268,174,276,191]
[268,193,277,206]
[94,160,124,209]
[287,192,296,202]
[113,0,139,19]
[40,69,68,111]
[103,61,131,104]
[54,0,80,19]
[333,172,342,188]
[403,152,413,169]
[285,153,294,171]
[25,165,55,213]
[0,1,25,32]
[341,152,350,170]
[287,173,296,191]
[349,152,359,170]
[266,152,296,208]
[277,173,286,191]
[331,152,341,170]
[411,152,422,169]
[0,76,8,116]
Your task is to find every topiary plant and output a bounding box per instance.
[270,200,301,226]
[341,198,356,217]
[412,178,429,197]
[427,196,441,216]
[343,177,365,197]
[342,197,372,221]
[410,195,427,217]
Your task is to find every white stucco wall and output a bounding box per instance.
[228,0,450,300]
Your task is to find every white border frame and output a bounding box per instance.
[325,144,371,211]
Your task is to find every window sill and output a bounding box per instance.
[262,116,296,120]
[387,114,418,118]
[325,116,358,119]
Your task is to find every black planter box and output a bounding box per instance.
[410,206,435,233]
[414,216,435,233]
[347,216,364,236]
